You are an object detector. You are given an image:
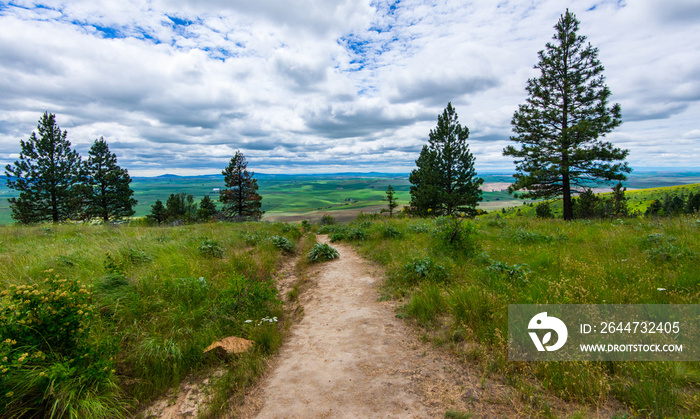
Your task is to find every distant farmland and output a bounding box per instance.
[0,171,698,224]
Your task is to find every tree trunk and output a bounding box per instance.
[562,169,573,220]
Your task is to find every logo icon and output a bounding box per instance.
[528,312,568,351]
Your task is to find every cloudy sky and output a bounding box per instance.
[1,0,698,176]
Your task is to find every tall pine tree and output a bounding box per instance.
[220,151,263,221]
[409,103,483,216]
[197,195,218,221]
[84,137,137,222]
[5,112,83,223]
[504,10,630,220]
[381,184,399,217]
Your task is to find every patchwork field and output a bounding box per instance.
[0,171,698,225]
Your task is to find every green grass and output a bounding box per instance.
[0,222,298,417]
[339,215,700,417]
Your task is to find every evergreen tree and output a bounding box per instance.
[503,10,630,220]
[197,195,218,221]
[572,188,599,219]
[685,192,700,214]
[645,199,661,217]
[148,200,166,224]
[84,137,136,222]
[381,185,399,217]
[220,151,263,221]
[165,193,197,223]
[5,112,83,223]
[408,146,442,216]
[610,182,628,217]
[409,103,483,216]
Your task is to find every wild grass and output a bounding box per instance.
[342,215,700,417]
[0,221,298,417]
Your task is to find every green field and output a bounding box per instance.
[1,171,699,225]
[0,222,309,417]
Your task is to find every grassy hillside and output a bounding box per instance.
[324,215,700,417]
[496,182,700,219]
[0,222,306,417]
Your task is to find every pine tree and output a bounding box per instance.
[148,200,166,224]
[197,195,218,221]
[220,151,263,221]
[572,188,599,219]
[504,10,630,220]
[685,192,700,214]
[409,103,483,216]
[610,182,628,217]
[165,193,197,223]
[381,185,399,217]
[84,137,136,222]
[5,112,83,223]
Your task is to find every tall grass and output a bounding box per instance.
[341,215,700,417]
[0,221,299,417]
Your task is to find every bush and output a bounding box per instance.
[317,225,346,235]
[127,247,152,264]
[329,231,346,243]
[306,243,339,263]
[199,239,224,258]
[320,215,335,225]
[433,216,477,253]
[535,201,553,218]
[280,224,302,240]
[270,235,294,253]
[487,260,532,283]
[0,274,124,418]
[382,226,402,238]
[241,232,267,246]
[345,228,367,241]
[402,257,449,284]
[408,223,431,234]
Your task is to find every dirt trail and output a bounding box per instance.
[235,237,518,418]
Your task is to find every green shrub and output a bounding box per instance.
[345,228,367,241]
[487,260,532,283]
[306,243,339,263]
[433,216,477,253]
[641,233,696,261]
[329,231,346,243]
[270,235,294,253]
[0,274,124,418]
[535,201,553,218]
[241,232,267,246]
[409,222,431,234]
[199,239,224,258]
[127,248,152,264]
[104,252,125,276]
[402,257,449,284]
[382,226,402,238]
[320,215,335,225]
[318,225,346,235]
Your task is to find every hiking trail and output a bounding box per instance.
[234,236,517,418]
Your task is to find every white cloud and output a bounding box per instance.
[0,0,698,175]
